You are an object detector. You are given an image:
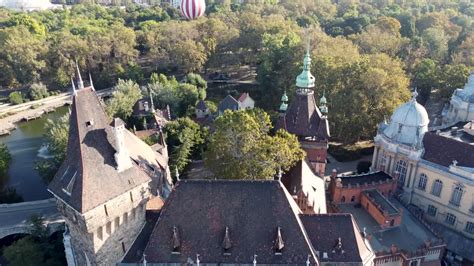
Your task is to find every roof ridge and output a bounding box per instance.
[72,94,87,210]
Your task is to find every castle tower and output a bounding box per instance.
[275,42,330,177]
[48,80,172,265]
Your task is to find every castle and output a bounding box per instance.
[48,68,172,265]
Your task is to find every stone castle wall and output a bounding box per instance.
[56,181,153,265]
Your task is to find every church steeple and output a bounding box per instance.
[296,40,315,92]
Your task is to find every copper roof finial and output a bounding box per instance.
[222,226,232,251]
[275,226,285,253]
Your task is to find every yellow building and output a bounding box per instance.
[371,90,474,264]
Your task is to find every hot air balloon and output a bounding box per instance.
[180,0,206,20]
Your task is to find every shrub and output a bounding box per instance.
[28,82,49,100]
[8,91,23,105]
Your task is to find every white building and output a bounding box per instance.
[371,90,474,264]
[443,72,474,125]
[0,0,57,11]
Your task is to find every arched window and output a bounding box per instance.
[351,196,355,202]
[418,174,428,191]
[341,196,346,203]
[395,160,408,185]
[431,180,443,197]
[450,186,463,207]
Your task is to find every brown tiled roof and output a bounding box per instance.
[276,91,329,139]
[48,87,170,213]
[300,213,373,263]
[141,180,318,264]
[422,132,474,167]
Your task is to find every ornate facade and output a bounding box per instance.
[443,72,474,125]
[371,90,474,264]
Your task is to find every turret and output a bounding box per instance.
[320,91,328,115]
[279,91,288,113]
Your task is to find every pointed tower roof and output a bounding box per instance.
[71,76,77,96]
[48,87,171,213]
[275,39,330,140]
[296,44,315,89]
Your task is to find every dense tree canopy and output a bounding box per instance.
[0,0,473,144]
[204,109,305,180]
[106,79,143,120]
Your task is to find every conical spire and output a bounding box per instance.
[296,36,315,90]
[75,60,84,90]
[89,73,95,91]
[71,76,77,96]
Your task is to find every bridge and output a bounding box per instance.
[0,198,63,239]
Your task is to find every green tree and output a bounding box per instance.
[35,114,69,183]
[204,109,305,180]
[3,237,46,266]
[0,143,11,177]
[148,74,201,117]
[412,59,439,102]
[106,79,143,120]
[8,91,24,105]
[29,83,50,100]
[164,118,206,174]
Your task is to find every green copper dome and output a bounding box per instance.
[296,51,315,88]
[281,91,288,102]
[279,102,288,112]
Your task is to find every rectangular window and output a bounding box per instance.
[104,204,109,216]
[465,222,474,234]
[123,212,128,225]
[427,205,437,217]
[106,222,111,235]
[97,226,103,240]
[115,217,120,230]
[445,213,456,226]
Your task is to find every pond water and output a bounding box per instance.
[0,106,69,201]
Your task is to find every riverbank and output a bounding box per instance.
[0,93,72,136]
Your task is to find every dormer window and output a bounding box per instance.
[222,226,232,255]
[172,226,181,254]
[274,227,284,255]
[86,120,94,127]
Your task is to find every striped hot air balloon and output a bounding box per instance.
[180,0,206,20]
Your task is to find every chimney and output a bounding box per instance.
[112,118,132,172]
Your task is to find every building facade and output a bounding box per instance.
[371,90,474,264]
